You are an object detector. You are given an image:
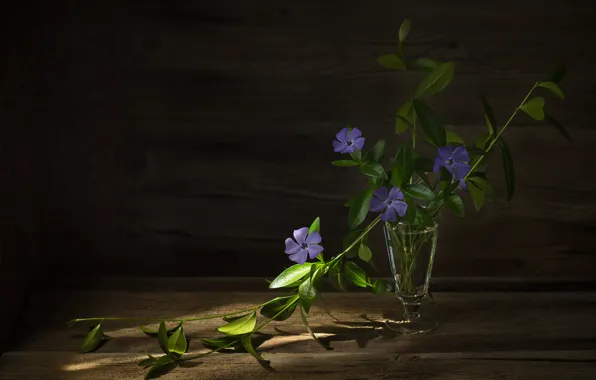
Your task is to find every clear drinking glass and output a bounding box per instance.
[383,221,439,334]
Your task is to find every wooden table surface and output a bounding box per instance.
[1,278,595,379]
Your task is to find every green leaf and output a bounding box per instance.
[467,180,486,211]
[474,133,492,151]
[80,323,104,353]
[544,114,572,142]
[269,263,313,289]
[348,188,374,229]
[479,94,497,136]
[138,354,157,368]
[414,205,435,227]
[299,305,333,350]
[145,355,176,380]
[548,63,566,84]
[402,183,435,200]
[260,295,299,321]
[344,261,370,288]
[216,312,257,336]
[157,322,170,355]
[415,62,455,98]
[360,162,385,178]
[308,217,321,234]
[139,322,182,337]
[350,150,362,162]
[390,143,413,187]
[520,97,545,120]
[364,139,385,163]
[444,194,465,217]
[537,81,564,100]
[411,57,441,70]
[499,138,516,201]
[468,176,495,199]
[299,266,322,314]
[395,100,416,133]
[398,19,411,43]
[331,160,359,167]
[402,194,416,224]
[343,230,366,258]
[377,54,406,70]
[371,279,393,294]
[328,261,347,291]
[358,242,373,262]
[413,100,447,147]
[446,129,465,144]
[241,334,270,364]
[199,336,241,351]
[167,325,187,355]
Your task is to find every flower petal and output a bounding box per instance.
[373,187,389,201]
[307,244,324,260]
[437,146,454,161]
[391,200,408,217]
[369,197,386,213]
[288,249,308,264]
[293,227,309,244]
[343,145,356,153]
[452,146,470,163]
[388,186,404,201]
[306,230,322,244]
[458,178,468,192]
[336,128,349,143]
[381,206,397,222]
[352,137,365,151]
[453,162,471,180]
[333,140,347,152]
[349,128,362,140]
[433,157,444,173]
[284,238,301,254]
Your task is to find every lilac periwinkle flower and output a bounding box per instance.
[433,145,471,181]
[332,127,365,154]
[284,227,324,264]
[370,187,408,222]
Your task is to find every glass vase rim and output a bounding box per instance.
[384,220,439,231]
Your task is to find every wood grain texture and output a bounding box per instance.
[1,289,595,379]
[20,1,596,277]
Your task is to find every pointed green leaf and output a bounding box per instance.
[371,279,393,294]
[138,354,157,368]
[399,19,411,43]
[350,150,362,162]
[308,217,321,234]
[520,97,545,120]
[548,63,566,84]
[402,183,435,200]
[415,205,435,227]
[299,305,333,350]
[360,162,385,178]
[80,323,104,353]
[331,160,359,167]
[444,194,465,217]
[269,263,313,289]
[343,229,366,258]
[499,138,516,201]
[412,100,447,146]
[415,62,455,98]
[390,143,413,187]
[468,176,495,199]
[395,100,416,133]
[446,129,465,144]
[537,81,564,100]
[145,355,176,380]
[344,261,370,288]
[358,242,373,262]
[544,114,572,142]
[139,322,182,337]
[328,261,347,291]
[167,325,187,355]
[217,312,257,336]
[474,133,492,151]
[349,188,374,229]
[377,54,406,70]
[241,334,270,364]
[157,322,170,355]
[402,194,416,224]
[411,57,441,70]
[260,295,299,321]
[467,180,486,211]
[299,266,322,313]
[199,336,241,351]
[364,139,385,163]
[479,94,497,136]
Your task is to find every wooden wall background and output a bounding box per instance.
[9,0,596,280]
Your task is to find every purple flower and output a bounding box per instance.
[370,187,408,222]
[458,178,468,191]
[332,127,365,154]
[284,227,324,264]
[433,145,471,181]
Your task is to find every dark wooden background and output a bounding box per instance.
[3,0,596,283]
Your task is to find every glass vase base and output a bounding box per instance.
[383,300,438,335]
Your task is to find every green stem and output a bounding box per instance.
[177,340,239,362]
[327,215,381,267]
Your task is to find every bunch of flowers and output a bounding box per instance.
[68,20,570,379]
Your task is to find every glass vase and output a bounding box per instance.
[383,221,439,334]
